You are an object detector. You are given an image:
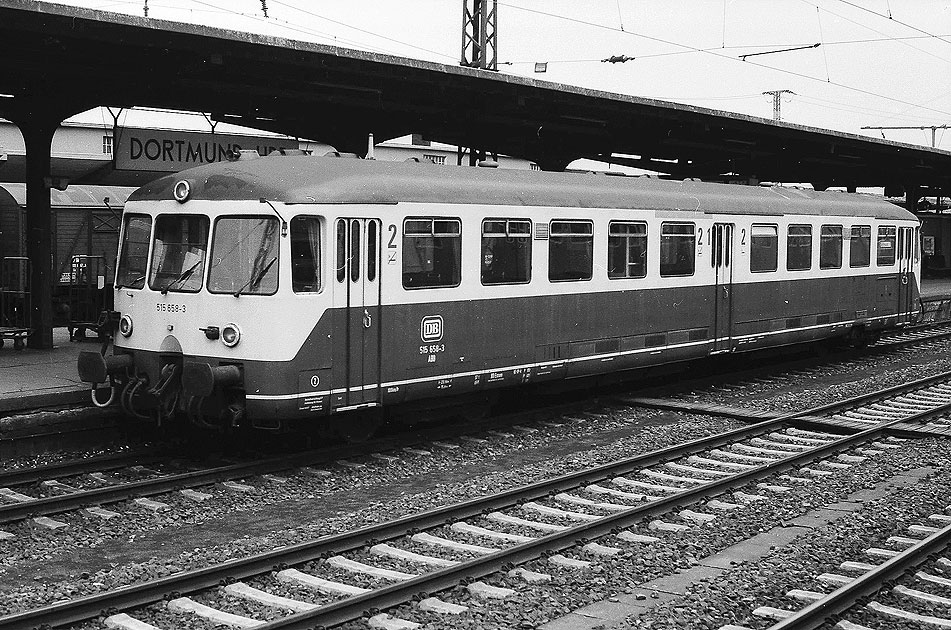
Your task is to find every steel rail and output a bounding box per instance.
[767,522,951,630]
[0,450,166,488]
[3,376,949,630]
[250,403,951,630]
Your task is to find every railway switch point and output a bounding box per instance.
[466,581,516,599]
[508,567,552,583]
[417,597,468,614]
[367,613,421,630]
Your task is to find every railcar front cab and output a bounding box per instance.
[77,184,324,429]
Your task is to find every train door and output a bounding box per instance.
[897,226,915,324]
[712,223,734,352]
[332,218,382,409]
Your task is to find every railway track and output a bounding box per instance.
[729,516,951,630]
[0,402,594,532]
[3,371,950,630]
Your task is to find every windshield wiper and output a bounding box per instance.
[162,260,202,295]
[233,256,277,297]
[116,274,146,290]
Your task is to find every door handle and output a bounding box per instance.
[363,309,372,328]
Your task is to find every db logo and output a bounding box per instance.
[421,315,443,342]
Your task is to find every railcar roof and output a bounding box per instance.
[130,155,913,221]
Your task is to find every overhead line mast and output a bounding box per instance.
[459,0,499,166]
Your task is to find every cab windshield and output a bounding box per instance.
[115,214,152,289]
[148,215,209,293]
[208,216,280,295]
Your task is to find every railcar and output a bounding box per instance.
[77,154,921,434]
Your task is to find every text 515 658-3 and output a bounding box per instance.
[419,344,445,354]
[156,303,186,313]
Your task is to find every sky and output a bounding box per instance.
[49,0,951,151]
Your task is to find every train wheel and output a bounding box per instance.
[333,409,383,443]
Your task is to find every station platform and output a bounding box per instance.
[0,278,950,417]
[0,328,91,415]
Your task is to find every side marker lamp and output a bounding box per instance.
[221,323,241,347]
[118,314,134,337]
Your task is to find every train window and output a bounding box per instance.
[549,220,593,281]
[350,221,361,283]
[208,217,280,295]
[402,217,462,289]
[819,225,843,269]
[482,219,532,285]
[608,221,647,279]
[660,222,695,277]
[148,214,209,293]
[336,220,346,283]
[115,214,151,289]
[367,221,378,282]
[750,224,777,272]
[877,226,897,266]
[786,224,812,271]
[849,226,871,267]
[290,216,321,293]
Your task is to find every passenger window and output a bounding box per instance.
[608,221,647,279]
[877,226,896,265]
[336,219,346,283]
[750,224,777,272]
[786,224,812,271]
[482,219,532,285]
[660,222,695,277]
[819,225,843,269]
[402,218,462,289]
[350,221,361,282]
[290,216,321,293]
[549,220,593,281]
[849,225,871,267]
[367,221,378,282]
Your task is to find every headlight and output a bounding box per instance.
[173,179,191,203]
[221,323,241,347]
[118,314,133,337]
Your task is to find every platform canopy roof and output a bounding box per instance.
[0,0,949,195]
